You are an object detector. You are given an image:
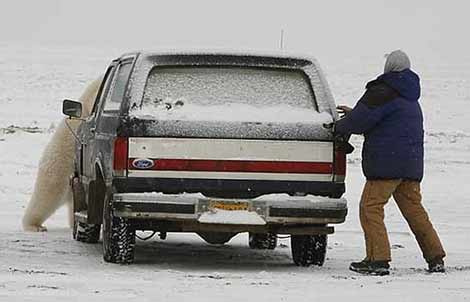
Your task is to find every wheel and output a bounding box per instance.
[73,218,100,243]
[249,233,277,250]
[102,192,135,264]
[291,234,327,267]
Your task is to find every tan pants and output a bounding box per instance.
[360,179,446,262]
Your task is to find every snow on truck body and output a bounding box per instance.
[65,51,348,265]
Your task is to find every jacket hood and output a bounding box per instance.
[377,69,421,101]
[384,50,411,73]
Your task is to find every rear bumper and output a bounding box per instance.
[113,177,345,198]
[112,193,347,226]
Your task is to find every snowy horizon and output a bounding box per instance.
[2,0,470,56]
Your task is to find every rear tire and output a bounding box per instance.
[291,234,327,267]
[249,233,277,250]
[102,192,135,264]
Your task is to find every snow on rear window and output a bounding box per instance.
[131,66,321,123]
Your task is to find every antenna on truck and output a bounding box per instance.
[279,29,285,50]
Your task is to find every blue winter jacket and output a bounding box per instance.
[335,69,424,181]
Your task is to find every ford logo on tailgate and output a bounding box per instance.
[132,158,155,169]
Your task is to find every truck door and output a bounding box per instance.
[93,60,134,179]
[81,64,117,184]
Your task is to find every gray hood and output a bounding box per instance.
[384,50,411,73]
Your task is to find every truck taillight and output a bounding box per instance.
[334,149,346,182]
[113,137,128,176]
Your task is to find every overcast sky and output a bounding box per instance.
[1,0,469,60]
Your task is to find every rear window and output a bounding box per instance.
[132,66,319,122]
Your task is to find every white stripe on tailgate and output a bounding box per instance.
[128,138,333,162]
[127,170,332,182]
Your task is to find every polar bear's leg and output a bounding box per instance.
[22,169,69,232]
[22,125,74,232]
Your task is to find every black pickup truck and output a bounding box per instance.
[63,51,348,266]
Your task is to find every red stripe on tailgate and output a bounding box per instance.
[129,158,333,174]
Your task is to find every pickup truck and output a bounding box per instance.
[63,51,349,266]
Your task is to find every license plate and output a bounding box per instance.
[209,201,249,211]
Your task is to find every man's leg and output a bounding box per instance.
[392,181,446,266]
[359,179,401,261]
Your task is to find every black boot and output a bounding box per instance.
[350,260,390,276]
[427,257,445,273]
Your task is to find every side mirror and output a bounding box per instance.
[63,99,82,118]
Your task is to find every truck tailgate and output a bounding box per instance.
[127,137,334,182]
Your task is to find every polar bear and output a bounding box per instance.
[22,77,103,232]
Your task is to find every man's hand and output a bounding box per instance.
[337,105,353,118]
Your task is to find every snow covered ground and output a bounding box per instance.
[1,43,469,301]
